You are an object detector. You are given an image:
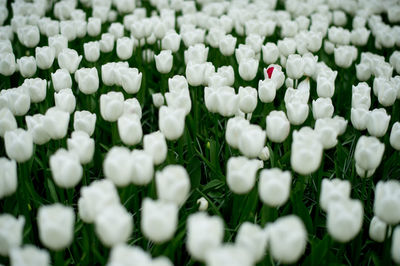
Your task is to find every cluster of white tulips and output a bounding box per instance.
[1,0,400,265]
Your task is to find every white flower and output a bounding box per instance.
[0,108,17,137]
[84,41,100,62]
[0,157,17,199]
[0,52,16,76]
[312,98,334,120]
[227,156,262,194]
[286,54,304,79]
[184,43,208,64]
[258,168,291,207]
[43,107,70,140]
[123,97,142,119]
[314,118,341,149]
[152,93,164,108]
[60,21,76,41]
[238,86,257,113]
[10,245,50,266]
[103,147,132,187]
[369,216,389,243]
[0,214,24,256]
[374,180,400,224]
[258,146,270,161]
[107,244,151,266]
[67,131,95,164]
[186,212,224,261]
[277,37,296,57]
[73,110,96,136]
[4,128,33,163]
[319,178,351,212]
[351,108,369,131]
[75,67,99,95]
[356,63,371,81]
[186,62,205,87]
[264,65,285,89]
[25,114,51,145]
[352,82,371,109]
[392,226,400,264]
[22,78,47,103]
[238,58,258,81]
[17,56,36,78]
[100,33,115,53]
[197,197,208,211]
[258,79,276,103]
[117,115,142,146]
[141,198,178,243]
[131,150,154,185]
[78,179,120,223]
[17,25,40,48]
[162,31,181,52]
[246,34,264,53]
[155,50,173,74]
[366,108,390,137]
[58,48,82,74]
[143,131,167,165]
[156,165,190,206]
[316,73,337,98]
[327,198,363,242]
[225,116,250,149]
[54,88,76,114]
[390,122,400,150]
[291,127,323,175]
[262,42,279,64]
[50,148,83,188]
[87,17,101,37]
[38,204,75,250]
[328,26,350,45]
[95,204,133,247]
[116,37,134,60]
[117,67,142,94]
[51,68,72,92]
[351,28,370,46]
[265,111,290,143]
[158,106,186,141]
[238,124,266,158]
[235,44,255,65]
[355,135,385,173]
[268,215,307,264]
[286,101,309,126]
[165,89,192,116]
[48,35,68,57]
[100,91,124,122]
[235,222,267,262]
[205,244,253,266]
[334,45,357,69]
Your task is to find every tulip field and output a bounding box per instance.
[2,0,400,265]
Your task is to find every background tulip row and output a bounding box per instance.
[1,0,400,265]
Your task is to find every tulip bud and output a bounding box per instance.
[319,178,351,212]
[217,65,235,86]
[10,245,50,266]
[262,42,279,64]
[286,54,304,79]
[116,37,133,60]
[186,62,205,87]
[186,212,224,261]
[152,93,164,108]
[238,58,259,81]
[17,56,37,78]
[73,110,96,136]
[225,116,250,149]
[100,91,124,122]
[87,17,101,37]
[155,50,173,74]
[238,86,257,113]
[107,244,152,266]
[58,48,82,74]
[366,108,390,137]
[205,244,253,266]
[54,88,76,114]
[165,89,192,116]
[258,146,270,161]
[103,147,132,187]
[327,198,363,242]
[227,156,262,194]
[286,101,309,126]
[51,68,72,92]
[238,124,266,158]
[265,111,290,143]
[142,131,167,165]
[78,179,120,223]
[4,128,33,163]
[22,78,46,103]
[352,82,371,109]
[162,31,181,52]
[197,197,208,211]
[17,25,40,48]
[117,67,142,94]
[184,43,208,64]
[235,222,267,262]
[159,106,185,141]
[38,204,75,250]
[0,214,24,256]
[25,114,50,145]
[60,21,77,42]
[48,35,68,57]
[67,131,95,164]
[392,226,400,264]
[334,45,357,69]
[291,127,323,175]
[95,204,133,247]
[0,52,16,76]
[50,148,83,188]
[369,216,389,243]
[354,135,384,175]
[74,67,99,95]
[312,98,334,119]
[258,79,276,103]
[0,157,17,199]
[141,198,178,243]
[156,165,190,206]
[44,107,70,140]
[258,168,291,207]
[99,33,115,53]
[0,108,17,137]
[84,41,100,62]
[316,74,336,98]
[268,215,307,264]
[374,180,400,224]
[277,37,296,57]
[130,149,154,185]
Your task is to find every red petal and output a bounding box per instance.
[266,67,274,79]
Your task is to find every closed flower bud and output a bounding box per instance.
[356,63,371,81]
[84,41,100,62]
[99,33,115,53]
[314,118,340,149]
[131,150,154,185]
[60,21,76,42]
[54,88,76,114]
[351,28,370,46]
[78,179,120,223]
[369,216,389,243]
[152,93,164,108]
[104,146,132,187]
[38,204,75,250]
[239,58,258,81]
[392,226,400,264]
[258,79,276,103]
[87,17,101,37]
[374,180,400,224]
[351,107,369,131]
[123,96,142,118]
[184,43,208,64]
[186,62,205,87]
[75,67,99,95]
[366,108,390,137]
[227,156,262,194]
[142,131,166,165]
[355,135,384,174]
[25,114,51,145]
[17,25,40,48]
[5,128,33,163]
[312,98,334,119]
[334,45,357,69]
[389,122,400,150]
[277,37,296,57]
[286,54,304,79]
[44,107,70,140]
[107,244,152,266]
[291,127,323,175]
[159,106,185,141]
[10,245,50,266]
[258,146,270,161]
[141,198,178,243]
[0,108,17,137]
[205,244,253,266]
[238,86,257,113]
[238,124,266,158]
[156,165,190,206]
[0,52,16,76]
[266,111,290,143]
[352,82,371,109]
[262,42,279,64]
[100,91,124,122]
[286,101,309,126]
[187,212,224,261]
[22,78,46,103]
[155,50,173,74]
[3,88,30,116]
[48,35,67,57]
[51,68,72,92]
[50,148,83,188]
[317,74,337,98]
[327,198,363,242]
[319,178,351,212]
[161,31,181,52]
[74,110,96,136]
[378,82,397,107]
[225,116,250,149]
[117,114,142,146]
[259,168,291,207]
[117,67,142,94]
[197,197,208,211]
[58,48,82,74]
[0,157,17,199]
[236,222,267,262]
[216,34,236,56]
[95,204,133,247]
[268,215,307,264]
[67,131,94,164]
[116,37,133,60]
[0,214,24,256]
[17,56,36,78]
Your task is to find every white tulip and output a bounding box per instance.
[0,214,24,256]
[156,165,190,206]
[117,67,142,94]
[225,116,250,149]
[73,110,96,136]
[25,114,51,145]
[84,41,100,62]
[369,216,389,243]
[238,58,258,81]
[48,35,67,57]
[107,244,151,266]
[165,89,192,116]
[104,146,133,187]
[366,108,390,137]
[22,78,46,103]
[50,148,83,188]
[100,33,115,53]
[100,91,124,122]
[158,106,186,141]
[236,222,267,262]
[219,34,236,56]
[118,114,142,146]
[67,131,95,164]
[227,156,262,194]
[44,107,70,140]
[392,226,400,264]
[0,108,17,137]
[205,244,253,266]
[319,178,351,212]
[54,88,76,114]
[87,17,101,37]
[116,37,134,60]
[57,48,82,74]
[0,157,17,199]
[374,180,400,224]
[266,111,290,143]
[4,128,33,163]
[17,56,36,78]
[143,131,167,165]
[131,149,154,185]
[258,79,276,103]
[238,124,266,158]
[262,42,279,64]
[258,168,291,207]
[10,245,50,266]
[354,136,384,173]
[312,98,334,119]
[0,52,16,76]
